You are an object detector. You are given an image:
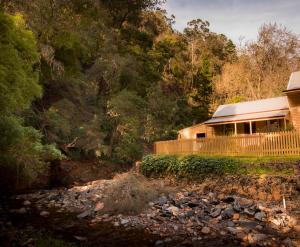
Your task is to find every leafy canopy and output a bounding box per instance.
[0,12,41,114]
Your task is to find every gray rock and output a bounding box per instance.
[238,198,253,208]
[157,196,168,206]
[167,206,180,216]
[177,198,189,205]
[227,221,235,227]
[233,201,241,212]
[222,208,234,219]
[177,214,186,223]
[185,210,194,217]
[244,208,255,216]
[210,208,222,218]
[77,209,92,219]
[121,219,130,225]
[74,236,88,241]
[227,227,241,235]
[155,240,164,246]
[254,211,266,221]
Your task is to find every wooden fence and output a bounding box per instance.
[154,131,300,156]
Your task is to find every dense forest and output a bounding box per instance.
[1,0,300,188]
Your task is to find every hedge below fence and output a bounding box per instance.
[141,154,240,177]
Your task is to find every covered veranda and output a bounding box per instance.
[204,110,290,136]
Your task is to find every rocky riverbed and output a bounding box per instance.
[2,174,300,246]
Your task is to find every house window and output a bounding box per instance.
[196,133,206,138]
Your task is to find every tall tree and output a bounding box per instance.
[214,23,300,106]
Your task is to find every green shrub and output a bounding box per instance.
[141,154,179,176]
[0,116,64,184]
[0,12,41,115]
[141,154,240,178]
[178,155,239,177]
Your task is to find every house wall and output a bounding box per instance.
[178,124,214,139]
[287,92,300,131]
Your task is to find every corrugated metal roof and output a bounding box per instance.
[286,71,300,91]
[205,110,289,124]
[212,96,289,118]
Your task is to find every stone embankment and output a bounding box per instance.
[9,174,300,246]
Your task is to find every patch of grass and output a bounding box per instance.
[234,156,298,176]
[243,165,294,176]
[33,231,75,247]
[235,155,300,164]
[102,172,168,215]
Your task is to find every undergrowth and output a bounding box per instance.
[102,172,168,215]
[141,155,239,177]
[33,231,75,247]
[141,154,298,178]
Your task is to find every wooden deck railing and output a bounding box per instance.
[154,131,300,156]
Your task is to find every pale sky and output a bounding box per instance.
[163,0,300,44]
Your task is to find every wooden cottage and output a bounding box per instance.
[178,71,300,140]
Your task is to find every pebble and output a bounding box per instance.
[201,226,211,234]
[157,196,168,206]
[232,213,240,220]
[77,210,91,219]
[94,202,104,211]
[40,211,50,217]
[121,219,129,225]
[23,200,31,206]
[74,236,88,241]
[222,208,234,219]
[227,221,235,227]
[254,211,266,221]
[237,198,253,208]
[227,227,242,235]
[155,240,164,246]
[244,208,255,216]
[167,206,180,216]
[113,221,120,227]
[210,208,222,217]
